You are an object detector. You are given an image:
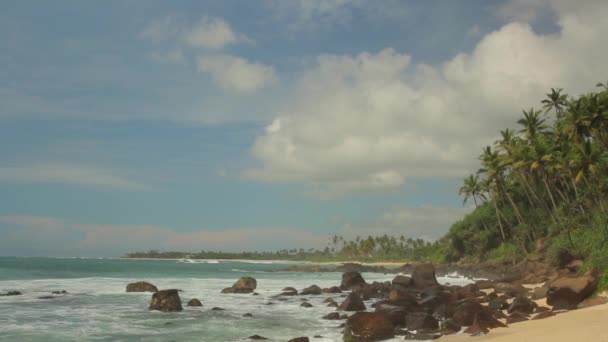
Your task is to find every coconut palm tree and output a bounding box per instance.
[542,88,568,118]
[517,108,548,140]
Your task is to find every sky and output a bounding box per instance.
[1,0,607,257]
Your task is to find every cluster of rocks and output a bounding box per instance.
[126,257,604,341]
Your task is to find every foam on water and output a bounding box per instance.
[0,258,476,342]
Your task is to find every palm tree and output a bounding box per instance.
[517,108,548,140]
[542,88,568,118]
[459,174,485,207]
[597,80,608,91]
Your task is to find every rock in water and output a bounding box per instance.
[341,271,366,290]
[338,292,367,312]
[287,338,309,342]
[149,289,183,312]
[300,285,322,295]
[411,264,439,288]
[126,281,158,293]
[0,291,22,296]
[187,298,202,307]
[248,335,268,340]
[344,312,395,341]
[221,277,257,294]
[406,312,439,331]
[547,271,599,310]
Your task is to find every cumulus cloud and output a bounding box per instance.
[245,2,608,197]
[338,206,473,241]
[0,216,327,256]
[0,163,145,190]
[198,54,277,93]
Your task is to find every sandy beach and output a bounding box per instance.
[443,302,608,342]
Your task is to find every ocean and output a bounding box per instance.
[0,257,473,341]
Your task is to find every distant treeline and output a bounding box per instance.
[125,235,438,262]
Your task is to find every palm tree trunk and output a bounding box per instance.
[493,199,507,242]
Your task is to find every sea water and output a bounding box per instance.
[0,257,474,341]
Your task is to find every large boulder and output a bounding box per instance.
[338,292,367,312]
[344,312,395,341]
[406,312,439,332]
[126,281,158,293]
[341,272,366,290]
[547,271,599,310]
[287,338,309,342]
[493,282,528,297]
[392,275,412,288]
[411,264,439,288]
[149,289,183,312]
[450,299,506,328]
[222,277,257,294]
[300,285,322,295]
[0,291,22,296]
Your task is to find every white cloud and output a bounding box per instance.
[0,163,145,190]
[198,54,277,93]
[338,206,473,240]
[245,2,608,196]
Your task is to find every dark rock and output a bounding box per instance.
[327,302,338,308]
[149,289,183,312]
[323,297,337,304]
[357,281,391,300]
[279,290,298,296]
[126,281,158,293]
[532,311,555,320]
[243,313,253,317]
[406,312,439,331]
[282,287,297,292]
[211,307,225,311]
[323,286,342,294]
[38,296,55,299]
[323,312,347,320]
[489,298,508,311]
[344,312,395,341]
[506,311,529,324]
[450,299,506,328]
[338,292,366,312]
[0,291,22,296]
[187,298,202,307]
[300,285,322,295]
[51,290,68,295]
[252,292,259,296]
[547,271,599,310]
[222,277,257,294]
[341,271,366,290]
[411,263,439,288]
[287,338,309,342]
[392,275,412,287]
[248,335,268,340]
[300,302,313,308]
[439,319,462,334]
[508,295,537,314]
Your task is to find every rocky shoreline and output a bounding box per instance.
[118,255,605,341]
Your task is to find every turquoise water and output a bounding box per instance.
[0,257,471,341]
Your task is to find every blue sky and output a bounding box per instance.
[1,0,607,256]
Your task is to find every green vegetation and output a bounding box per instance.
[445,81,608,273]
[128,82,608,279]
